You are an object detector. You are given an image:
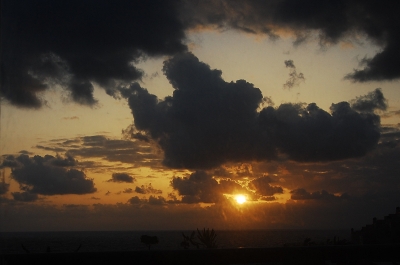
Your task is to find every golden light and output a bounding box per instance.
[235,194,247,204]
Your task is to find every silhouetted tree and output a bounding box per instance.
[197,228,217,249]
[140,235,159,250]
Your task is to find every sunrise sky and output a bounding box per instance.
[1,0,400,232]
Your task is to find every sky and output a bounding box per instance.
[1,0,400,232]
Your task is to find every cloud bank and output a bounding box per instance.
[2,154,96,195]
[2,0,400,109]
[121,53,385,169]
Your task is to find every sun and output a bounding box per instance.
[235,194,247,204]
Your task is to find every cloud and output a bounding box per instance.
[128,196,144,204]
[249,176,283,196]
[1,0,187,108]
[47,154,78,167]
[3,0,400,110]
[122,188,134,194]
[127,195,167,205]
[121,52,272,169]
[180,0,400,82]
[122,52,384,168]
[35,145,66,153]
[259,100,381,162]
[290,189,345,201]
[2,185,400,231]
[0,155,20,168]
[148,195,167,205]
[283,60,305,90]
[381,110,400,119]
[135,184,162,194]
[171,171,249,203]
[35,135,162,167]
[11,191,39,202]
[4,154,96,195]
[108,173,135,183]
[63,116,79,120]
[69,135,161,166]
[350,88,387,113]
[171,171,222,203]
[0,181,10,195]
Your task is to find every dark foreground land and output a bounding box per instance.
[2,245,400,265]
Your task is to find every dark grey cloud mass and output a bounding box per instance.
[2,0,399,110]
[108,173,135,183]
[2,154,96,195]
[121,52,385,168]
[1,0,187,108]
[180,0,400,82]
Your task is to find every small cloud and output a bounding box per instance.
[91,197,101,200]
[107,173,135,183]
[128,196,143,204]
[134,183,162,194]
[35,145,66,152]
[283,60,305,90]
[123,188,133,194]
[290,189,344,201]
[148,195,167,205]
[62,116,79,120]
[19,150,34,155]
[105,191,111,196]
[260,196,276,201]
[381,110,400,119]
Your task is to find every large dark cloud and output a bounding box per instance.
[122,52,274,168]
[3,154,96,195]
[1,0,187,108]
[122,52,385,168]
[180,0,400,82]
[3,0,398,110]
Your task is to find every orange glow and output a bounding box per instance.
[235,194,247,204]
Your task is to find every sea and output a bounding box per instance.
[0,230,350,254]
